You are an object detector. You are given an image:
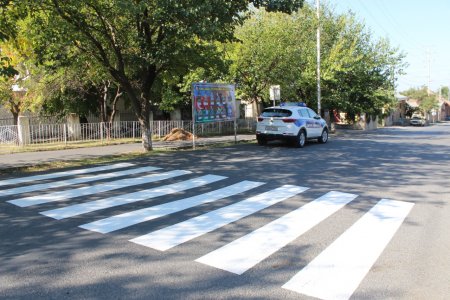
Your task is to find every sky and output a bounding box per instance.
[324,0,450,94]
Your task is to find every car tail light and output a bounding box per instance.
[282,118,297,123]
[257,117,264,122]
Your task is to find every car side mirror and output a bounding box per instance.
[314,116,321,120]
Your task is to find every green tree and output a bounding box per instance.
[0,56,17,77]
[319,9,406,120]
[0,38,36,124]
[228,10,303,114]
[420,95,439,114]
[228,3,405,119]
[156,41,231,115]
[439,86,448,100]
[36,66,102,120]
[2,0,303,151]
[34,51,125,124]
[0,0,23,78]
[402,86,439,114]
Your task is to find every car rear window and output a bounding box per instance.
[261,109,292,118]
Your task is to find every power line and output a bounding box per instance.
[376,0,427,51]
[356,1,392,37]
[356,0,425,64]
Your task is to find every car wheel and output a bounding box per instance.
[295,130,306,148]
[318,128,328,143]
[257,136,267,146]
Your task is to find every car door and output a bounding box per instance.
[305,108,322,137]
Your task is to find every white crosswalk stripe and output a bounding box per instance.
[0,162,134,188]
[282,199,414,300]
[8,169,190,207]
[71,180,263,233]
[0,165,160,197]
[130,185,308,251]
[196,191,358,275]
[74,175,227,232]
[3,164,415,300]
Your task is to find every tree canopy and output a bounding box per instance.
[402,86,439,114]
[0,0,412,148]
[1,0,303,150]
[228,4,406,120]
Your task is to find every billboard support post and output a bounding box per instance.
[192,99,196,150]
[234,117,237,144]
[193,127,196,149]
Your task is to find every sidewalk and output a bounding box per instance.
[0,134,255,170]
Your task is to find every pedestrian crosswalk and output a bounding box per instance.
[72,180,263,233]
[8,169,188,207]
[0,162,135,188]
[1,165,160,197]
[130,185,308,251]
[1,163,414,300]
[282,199,414,300]
[196,191,358,275]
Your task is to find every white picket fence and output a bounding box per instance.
[0,119,256,146]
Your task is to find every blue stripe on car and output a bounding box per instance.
[295,119,306,127]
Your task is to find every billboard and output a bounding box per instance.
[192,83,236,123]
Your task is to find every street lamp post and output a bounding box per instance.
[316,0,321,115]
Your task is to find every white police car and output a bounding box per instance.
[256,102,328,148]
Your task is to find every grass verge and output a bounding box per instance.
[1,139,255,175]
[0,139,142,155]
[0,150,161,175]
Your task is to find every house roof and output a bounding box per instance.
[395,93,408,101]
[406,98,420,108]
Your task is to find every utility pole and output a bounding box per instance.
[316,0,321,114]
[427,48,431,95]
[391,65,395,97]
[438,85,442,122]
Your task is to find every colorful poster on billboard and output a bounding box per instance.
[192,83,236,123]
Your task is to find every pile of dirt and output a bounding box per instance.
[162,128,196,141]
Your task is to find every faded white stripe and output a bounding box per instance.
[8,169,189,207]
[1,165,159,197]
[0,163,134,188]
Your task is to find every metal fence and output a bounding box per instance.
[0,119,256,146]
[0,125,18,144]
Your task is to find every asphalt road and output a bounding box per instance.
[1,124,449,299]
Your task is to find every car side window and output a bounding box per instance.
[307,108,318,118]
[298,109,308,118]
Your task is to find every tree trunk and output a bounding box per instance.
[254,98,262,116]
[12,111,19,125]
[139,116,152,151]
[101,81,109,123]
[10,102,20,125]
[108,69,155,152]
[109,84,122,123]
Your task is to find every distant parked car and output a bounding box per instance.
[410,116,426,126]
[445,115,450,121]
